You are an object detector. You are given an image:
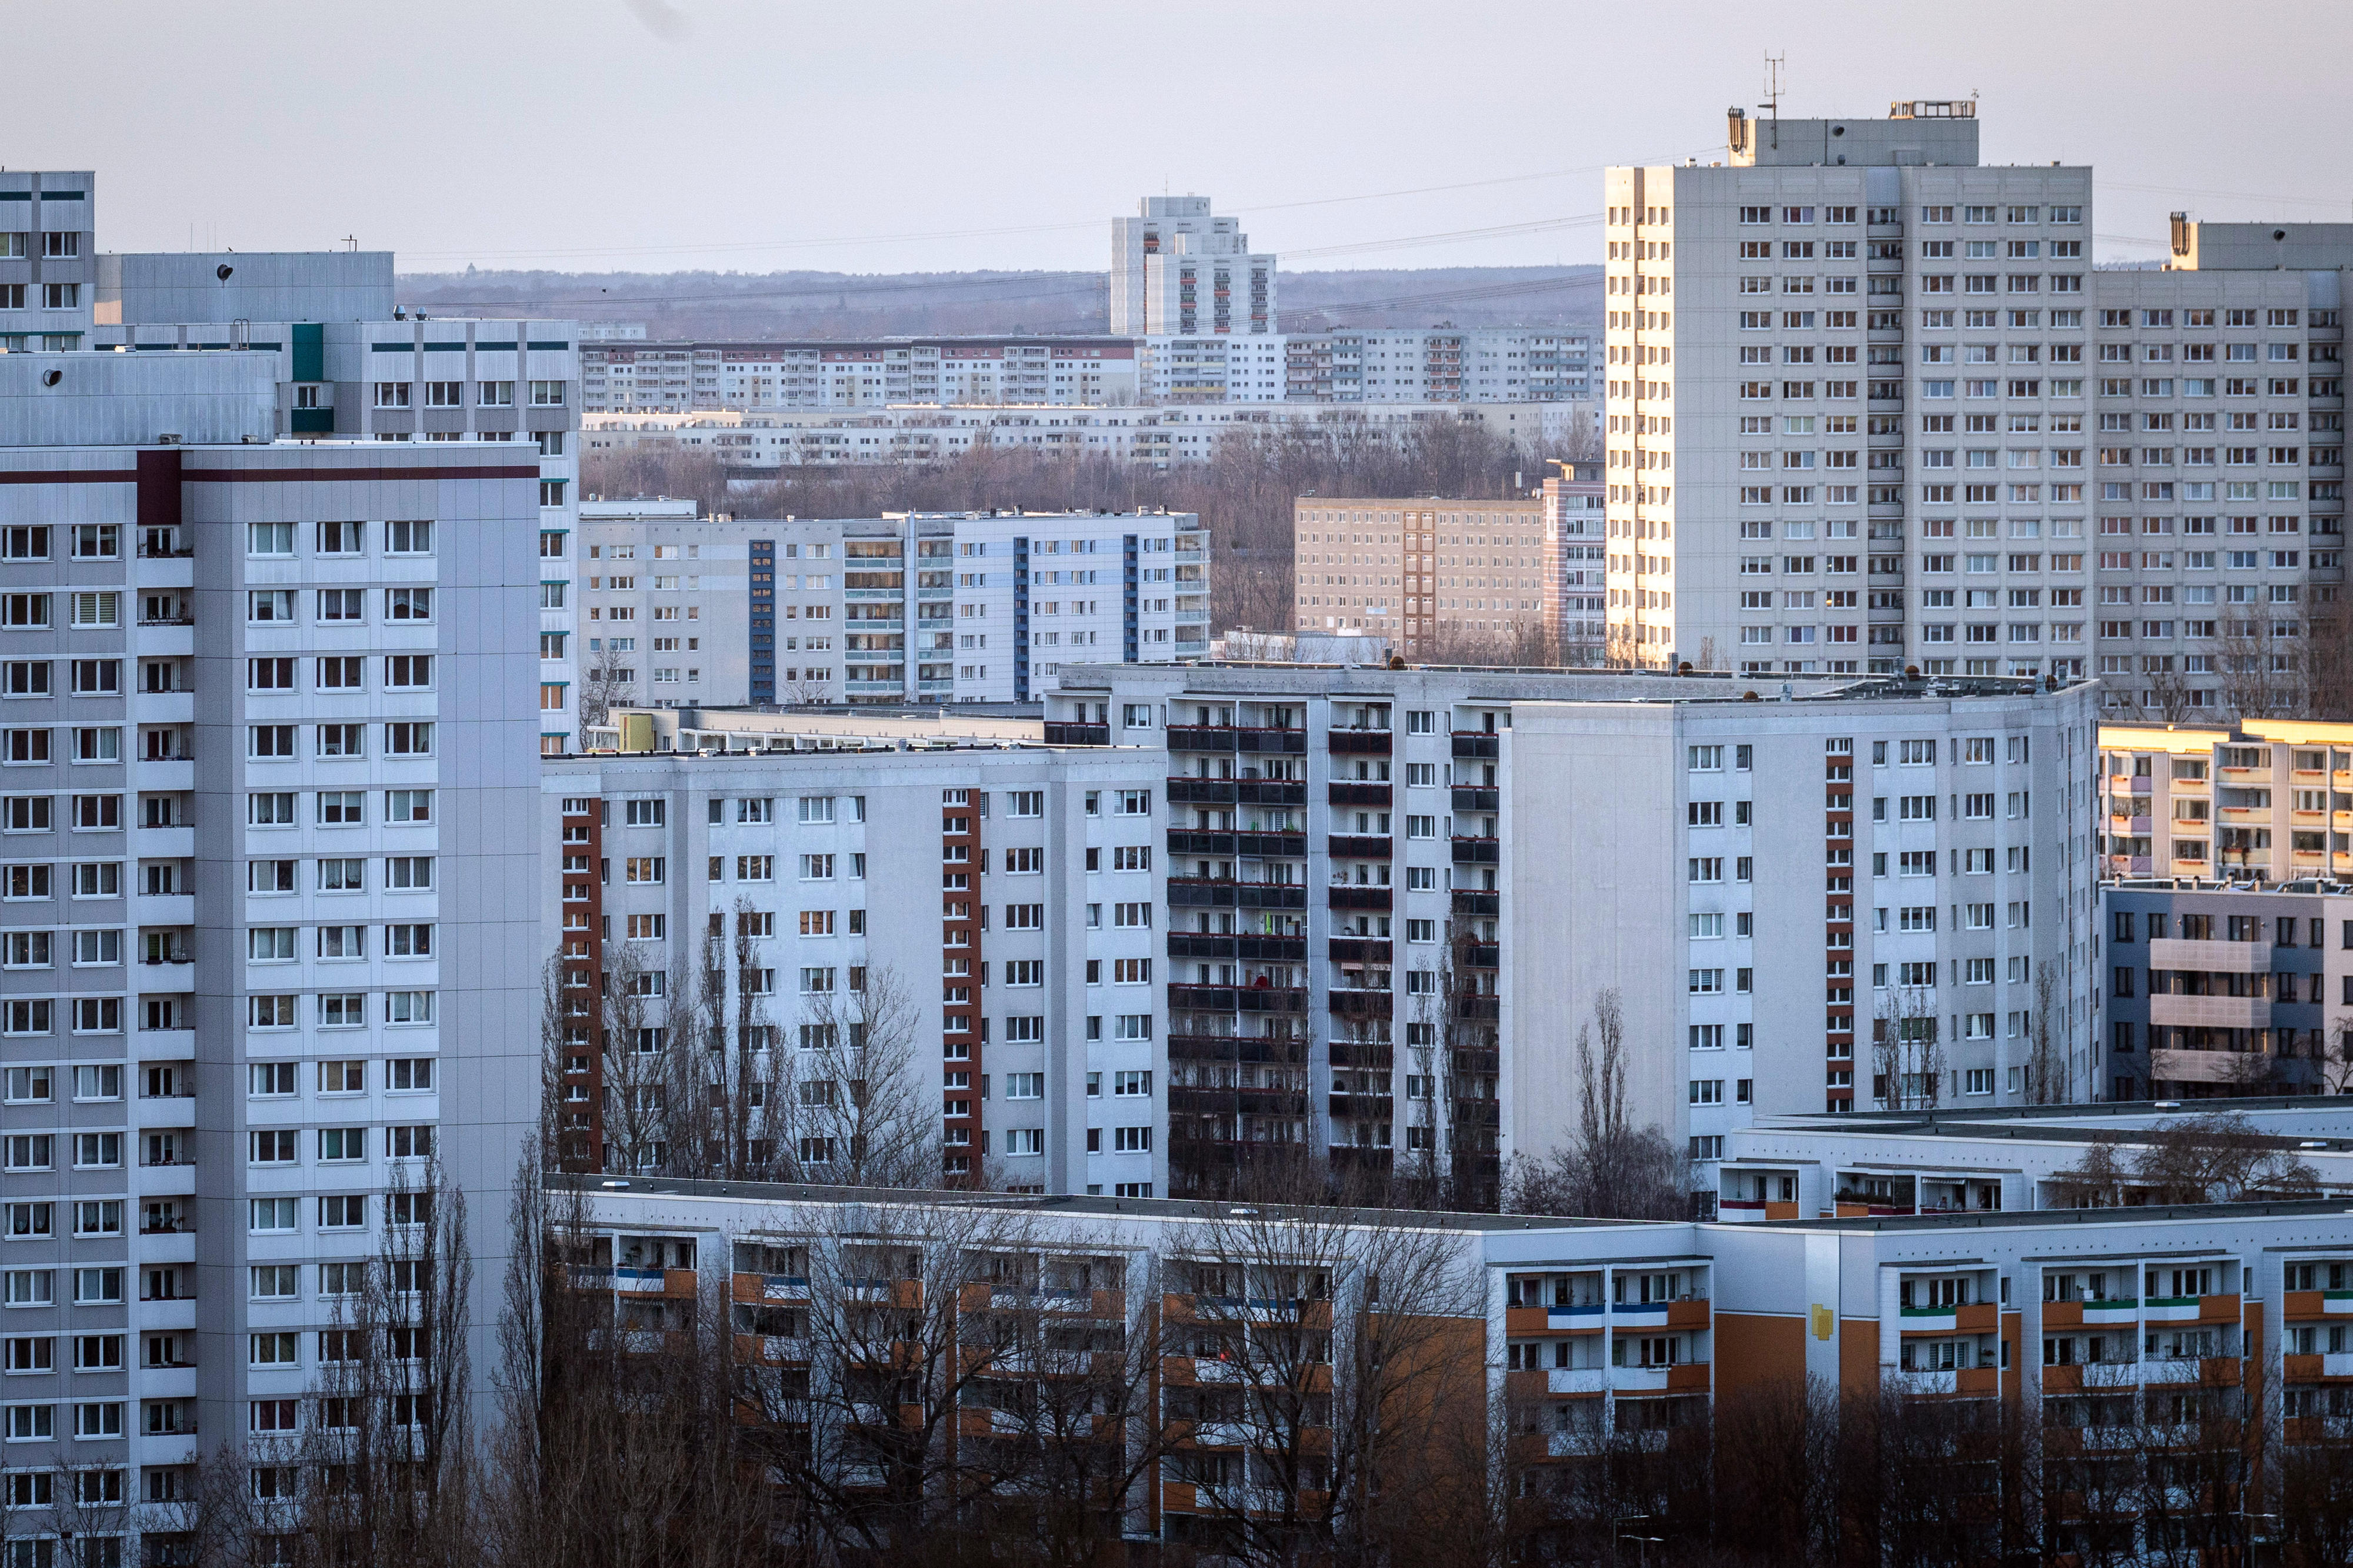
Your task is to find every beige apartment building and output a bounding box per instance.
[2096,718,2353,882]
[1292,465,1605,658]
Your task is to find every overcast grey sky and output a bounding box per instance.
[12,1,2349,275]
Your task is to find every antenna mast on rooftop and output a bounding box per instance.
[1764,53,1785,151]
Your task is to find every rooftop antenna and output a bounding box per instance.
[1764,54,1785,152]
[340,234,357,252]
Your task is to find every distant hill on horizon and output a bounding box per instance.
[394,265,1600,340]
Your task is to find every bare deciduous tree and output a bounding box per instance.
[294,1157,476,1568]
[574,636,639,735]
[1871,983,1944,1114]
[1166,1169,1486,1568]
[2048,1113,2324,1207]
[594,939,670,1175]
[800,961,939,1188]
[2023,959,2075,1105]
[1505,990,1687,1220]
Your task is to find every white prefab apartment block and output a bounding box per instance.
[1604,103,2343,716]
[88,306,584,752]
[1045,666,2099,1203]
[574,505,1209,708]
[1109,197,1275,339]
[0,171,96,351]
[0,352,542,1539]
[582,399,1588,475]
[541,738,1170,1196]
[582,337,1142,413]
[580,330,1589,414]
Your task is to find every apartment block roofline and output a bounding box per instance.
[1771,1092,2353,1135]
[560,1172,2353,1239]
[1762,1194,2353,1236]
[1058,660,2085,705]
[557,1172,1677,1235]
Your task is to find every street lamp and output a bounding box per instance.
[1615,1513,1662,1568]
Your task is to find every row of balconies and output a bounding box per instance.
[1166,725,1306,755]
[1168,879,1309,910]
[1166,933,1308,962]
[1168,778,1309,807]
[1506,1364,1711,1399]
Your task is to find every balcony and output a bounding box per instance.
[1457,995,1500,1022]
[1168,831,1237,856]
[1166,1035,1308,1067]
[2141,1292,2242,1326]
[1329,730,1391,756]
[1168,725,1239,752]
[1898,1302,1998,1336]
[1171,1084,1311,1118]
[1328,1092,1394,1121]
[2150,1047,2270,1084]
[2142,1356,2242,1388]
[1168,778,1238,805]
[1165,933,1307,963]
[1167,983,1307,1014]
[1459,943,1501,970]
[1328,835,1391,859]
[1327,937,1392,965]
[2282,1289,2353,1322]
[1236,832,1306,858]
[1166,879,1309,911]
[2148,993,2269,1030]
[1451,732,1500,760]
[1043,722,1108,746]
[1328,988,1394,1019]
[1451,889,1499,918]
[1327,885,1391,912]
[1450,786,1499,812]
[1609,1363,1711,1396]
[1327,782,1391,808]
[2281,1352,2353,1382]
[2148,937,2271,974]
[1451,836,1499,865]
[1895,1366,1998,1397]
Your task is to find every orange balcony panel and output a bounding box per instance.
[1667,1299,1711,1331]
[2043,1364,2084,1393]
[1667,1363,1710,1394]
[2284,1353,2323,1383]
[1955,1302,1998,1333]
[664,1268,698,1297]
[2042,1301,2084,1328]
[1505,1306,1551,1336]
[2201,1357,2242,1386]
[1955,1367,1998,1396]
[2198,1293,2243,1325]
[1765,1202,1801,1221]
[1162,1481,1199,1514]
[2284,1289,2326,1322]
